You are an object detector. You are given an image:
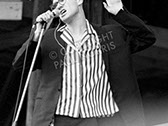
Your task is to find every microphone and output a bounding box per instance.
[33,11,58,26]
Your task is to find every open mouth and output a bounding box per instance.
[60,9,67,16]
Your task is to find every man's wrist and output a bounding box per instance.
[114,5,124,15]
[33,31,41,42]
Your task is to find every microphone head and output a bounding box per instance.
[49,6,59,18]
[52,11,57,17]
[52,10,59,18]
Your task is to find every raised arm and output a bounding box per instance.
[103,0,156,53]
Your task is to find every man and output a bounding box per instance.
[13,0,156,126]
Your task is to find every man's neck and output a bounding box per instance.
[66,9,87,41]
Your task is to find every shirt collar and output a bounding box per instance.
[58,20,97,50]
[57,19,96,36]
[57,25,66,32]
[85,20,96,36]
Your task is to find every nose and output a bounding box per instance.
[56,3,63,10]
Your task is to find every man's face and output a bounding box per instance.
[52,0,79,23]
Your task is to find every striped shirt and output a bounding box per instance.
[55,20,119,118]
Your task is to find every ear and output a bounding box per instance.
[76,0,83,5]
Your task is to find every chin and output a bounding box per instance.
[61,17,72,24]
[60,12,76,24]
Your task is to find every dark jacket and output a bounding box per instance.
[13,10,156,126]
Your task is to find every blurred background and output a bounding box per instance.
[0,0,168,126]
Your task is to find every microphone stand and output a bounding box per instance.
[11,22,47,126]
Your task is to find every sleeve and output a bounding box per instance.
[112,7,156,53]
[12,39,41,72]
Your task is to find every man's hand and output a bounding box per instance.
[103,0,123,15]
[33,10,59,41]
